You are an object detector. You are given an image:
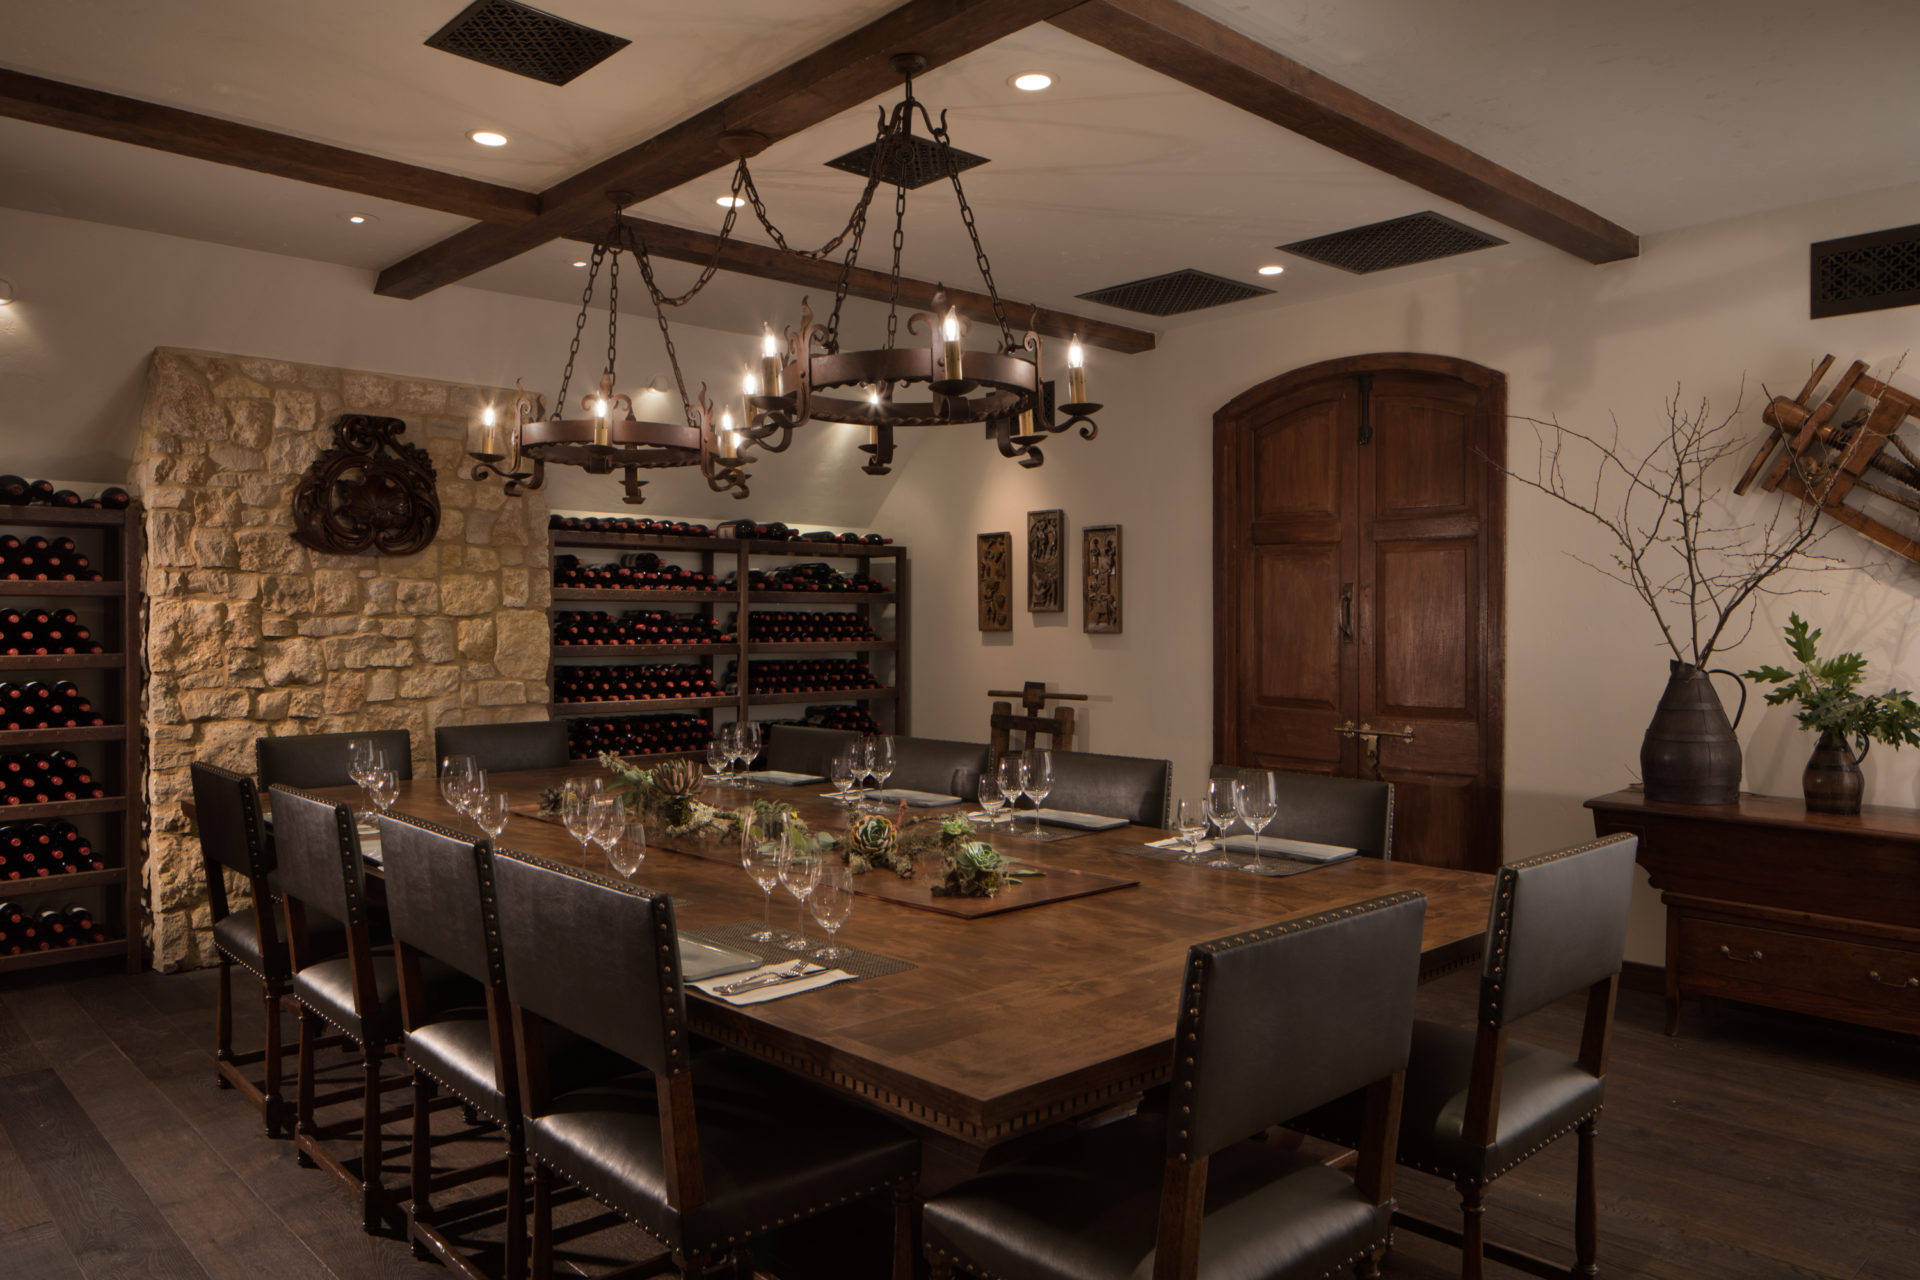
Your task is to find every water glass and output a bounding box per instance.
[1175,798,1208,864]
[996,757,1026,829]
[865,735,894,794]
[347,738,377,789]
[977,774,1006,827]
[368,765,399,818]
[809,859,854,961]
[829,750,857,803]
[476,791,511,842]
[740,810,783,942]
[1236,772,1279,874]
[737,721,763,786]
[1206,777,1241,869]
[1021,748,1052,835]
[607,818,647,879]
[776,833,820,953]
[588,796,625,866]
[705,739,731,787]
[560,789,596,857]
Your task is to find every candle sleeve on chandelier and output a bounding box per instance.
[593,398,611,448]
[760,326,783,398]
[478,404,500,457]
[940,308,963,382]
[1067,338,1088,406]
[741,369,758,435]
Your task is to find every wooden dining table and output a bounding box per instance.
[295,764,1494,1156]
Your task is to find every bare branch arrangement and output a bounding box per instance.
[1506,385,1845,668]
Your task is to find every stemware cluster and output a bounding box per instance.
[977,749,1052,835]
[1195,772,1280,873]
[557,776,645,877]
[347,738,398,829]
[710,721,763,787]
[827,735,894,809]
[737,810,855,961]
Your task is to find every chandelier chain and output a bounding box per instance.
[629,168,747,312]
[823,103,907,354]
[554,242,605,416]
[633,244,699,429]
[741,161,878,263]
[884,178,907,349]
[605,248,620,389]
[950,164,1015,352]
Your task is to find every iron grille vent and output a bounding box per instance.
[425,0,629,86]
[824,135,988,190]
[1280,211,1506,274]
[1076,268,1272,317]
[1811,223,1920,319]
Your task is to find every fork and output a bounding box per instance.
[715,961,816,996]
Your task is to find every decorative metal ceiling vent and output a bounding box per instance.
[425,0,629,86]
[1280,211,1507,274]
[1076,268,1272,317]
[1811,223,1920,319]
[824,134,988,190]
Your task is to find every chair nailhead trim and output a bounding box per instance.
[924,1228,1393,1279]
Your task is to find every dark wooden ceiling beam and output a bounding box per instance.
[374,0,1088,301]
[0,68,538,225]
[1050,0,1638,264]
[584,215,1156,354]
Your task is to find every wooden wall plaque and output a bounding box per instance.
[978,532,1012,632]
[1027,509,1064,612]
[1083,523,1122,633]
[290,414,439,556]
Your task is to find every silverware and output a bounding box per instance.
[715,961,819,996]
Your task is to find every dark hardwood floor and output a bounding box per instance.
[0,961,1913,1279]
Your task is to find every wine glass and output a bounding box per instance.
[740,810,783,942]
[458,768,489,830]
[1175,798,1208,864]
[737,721,763,787]
[476,791,511,843]
[560,788,597,860]
[776,832,820,953]
[347,738,376,790]
[439,753,477,804]
[367,765,399,822]
[1021,749,1052,836]
[829,750,857,804]
[1236,772,1278,874]
[996,757,1026,832]
[607,817,647,879]
[1206,777,1242,869]
[977,773,1006,828]
[810,858,854,961]
[705,739,731,788]
[865,736,894,797]
[588,796,625,868]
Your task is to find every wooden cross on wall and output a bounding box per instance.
[989,682,1088,756]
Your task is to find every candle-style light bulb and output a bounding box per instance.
[741,368,759,433]
[940,307,963,383]
[592,397,610,447]
[1066,336,1088,406]
[478,404,500,456]
[760,325,783,397]
[720,406,741,457]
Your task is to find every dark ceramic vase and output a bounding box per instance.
[1640,660,1747,805]
[1802,730,1867,815]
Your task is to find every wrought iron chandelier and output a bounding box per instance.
[466,208,752,506]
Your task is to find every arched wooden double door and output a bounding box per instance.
[1213,354,1505,872]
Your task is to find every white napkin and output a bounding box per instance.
[690,962,855,1005]
[1219,835,1358,863]
[1145,835,1216,853]
[1027,808,1130,831]
[738,770,825,786]
[866,788,961,807]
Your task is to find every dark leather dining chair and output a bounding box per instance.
[1292,834,1637,1280]
[1034,749,1172,827]
[491,847,922,1279]
[258,728,413,790]
[923,892,1428,1280]
[890,736,991,798]
[270,785,479,1233]
[762,722,861,776]
[1211,766,1395,859]
[433,720,569,774]
[191,761,293,1137]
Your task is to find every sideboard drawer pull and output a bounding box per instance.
[1718,945,1763,963]
[1868,970,1919,990]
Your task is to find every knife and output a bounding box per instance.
[715,963,823,996]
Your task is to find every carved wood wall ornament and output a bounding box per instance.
[978,532,1012,632]
[290,414,440,556]
[1027,509,1064,612]
[1083,524,1122,634]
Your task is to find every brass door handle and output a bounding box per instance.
[1718,945,1763,963]
[1333,722,1415,774]
[1868,970,1919,989]
[1338,584,1353,643]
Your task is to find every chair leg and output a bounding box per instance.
[891,1183,917,1280]
[1457,1180,1486,1280]
[361,1045,387,1234]
[261,985,285,1138]
[531,1161,554,1279]
[1575,1117,1599,1278]
[504,1131,528,1280]
[294,1007,319,1168]
[928,1254,955,1280]
[1353,1246,1383,1279]
[408,1072,435,1258]
[214,957,234,1080]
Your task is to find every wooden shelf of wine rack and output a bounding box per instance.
[0,501,144,976]
[546,528,908,752]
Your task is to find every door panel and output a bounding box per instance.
[1217,357,1504,872]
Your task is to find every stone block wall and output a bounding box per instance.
[132,348,551,970]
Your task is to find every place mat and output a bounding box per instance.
[737,770,826,786]
[683,920,915,981]
[865,788,962,807]
[1219,835,1359,864]
[1118,841,1328,877]
[966,815,1087,843]
[1027,807,1131,832]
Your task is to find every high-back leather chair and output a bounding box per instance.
[271,785,475,1233]
[761,723,861,777]
[433,720,569,774]
[1211,766,1395,859]
[1295,834,1637,1279]
[258,729,413,790]
[190,761,290,1136]
[491,848,921,1278]
[923,892,1428,1280]
[1034,749,1172,827]
[890,736,991,799]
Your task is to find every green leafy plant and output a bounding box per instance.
[1743,614,1920,750]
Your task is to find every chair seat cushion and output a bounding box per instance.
[923,1113,1389,1280]
[404,1015,636,1119]
[527,1051,918,1255]
[1292,1020,1605,1186]
[293,951,480,1047]
[213,908,345,982]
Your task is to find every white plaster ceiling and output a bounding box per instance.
[3,0,1918,339]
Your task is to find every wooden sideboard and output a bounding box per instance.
[1587,789,1920,1037]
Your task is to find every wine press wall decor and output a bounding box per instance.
[1027,509,1064,612]
[978,532,1012,632]
[1083,524,1122,634]
[290,414,440,556]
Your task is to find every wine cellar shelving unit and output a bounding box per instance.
[547,528,908,762]
[0,503,144,976]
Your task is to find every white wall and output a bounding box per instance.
[878,178,1920,964]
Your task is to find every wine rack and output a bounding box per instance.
[547,523,907,762]
[0,502,143,975]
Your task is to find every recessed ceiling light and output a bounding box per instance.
[571,260,588,268]
[1257,264,1285,276]
[346,214,375,224]
[469,130,509,147]
[715,195,747,209]
[1009,72,1054,92]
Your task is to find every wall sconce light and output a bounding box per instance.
[0,280,15,307]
